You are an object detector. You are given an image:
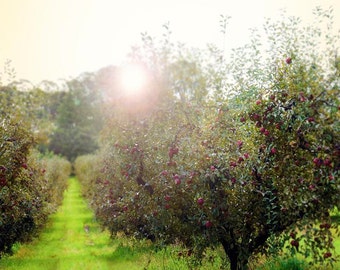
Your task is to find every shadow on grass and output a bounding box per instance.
[331,214,340,224]
[108,241,154,261]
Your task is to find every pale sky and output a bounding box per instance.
[0,0,339,84]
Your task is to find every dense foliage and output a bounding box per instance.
[0,67,74,256]
[75,8,339,270]
[0,117,71,257]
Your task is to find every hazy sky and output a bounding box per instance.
[0,0,339,84]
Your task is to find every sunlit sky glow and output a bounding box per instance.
[0,0,339,84]
[119,64,148,96]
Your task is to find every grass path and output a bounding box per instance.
[0,177,339,270]
[0,177,149,270]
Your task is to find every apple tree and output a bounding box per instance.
[76,8,339,270]
[0,79,72,256]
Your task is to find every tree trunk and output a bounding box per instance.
[221,240,250,270]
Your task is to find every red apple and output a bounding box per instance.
[323,158,332,167]
[323,252,332,259]
[230,161,237,168]
[205,220,213,228]
[21,163,28,169]
[168,146,179,159]
[0,176,7,186]
[290,240,299,248]
[320,223,331,229]
[313,158,322,166]
[308,184,315,191]
[197,197,204,206]
[299,94,306,102]
[173,174,181,185]
[250,113,261,121]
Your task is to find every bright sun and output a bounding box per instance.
[120,64,148,95]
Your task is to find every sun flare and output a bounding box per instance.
[119,64,148,95]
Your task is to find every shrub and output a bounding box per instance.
[0,117,71,257]
[74,154,101,199]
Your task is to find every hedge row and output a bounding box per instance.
[0,118,71,257]
[74,154,100,200]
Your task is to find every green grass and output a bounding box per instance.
[0,177,152,270]
[0,177,228,269]
[256,257,308,270]
[0,177,338,269]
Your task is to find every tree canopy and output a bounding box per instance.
[74,7,339,270]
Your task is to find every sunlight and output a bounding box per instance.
[119,64,148,96]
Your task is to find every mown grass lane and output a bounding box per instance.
[0,177,149,270]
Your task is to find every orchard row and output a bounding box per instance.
[0,117,71,257]
[74,9,339,270]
